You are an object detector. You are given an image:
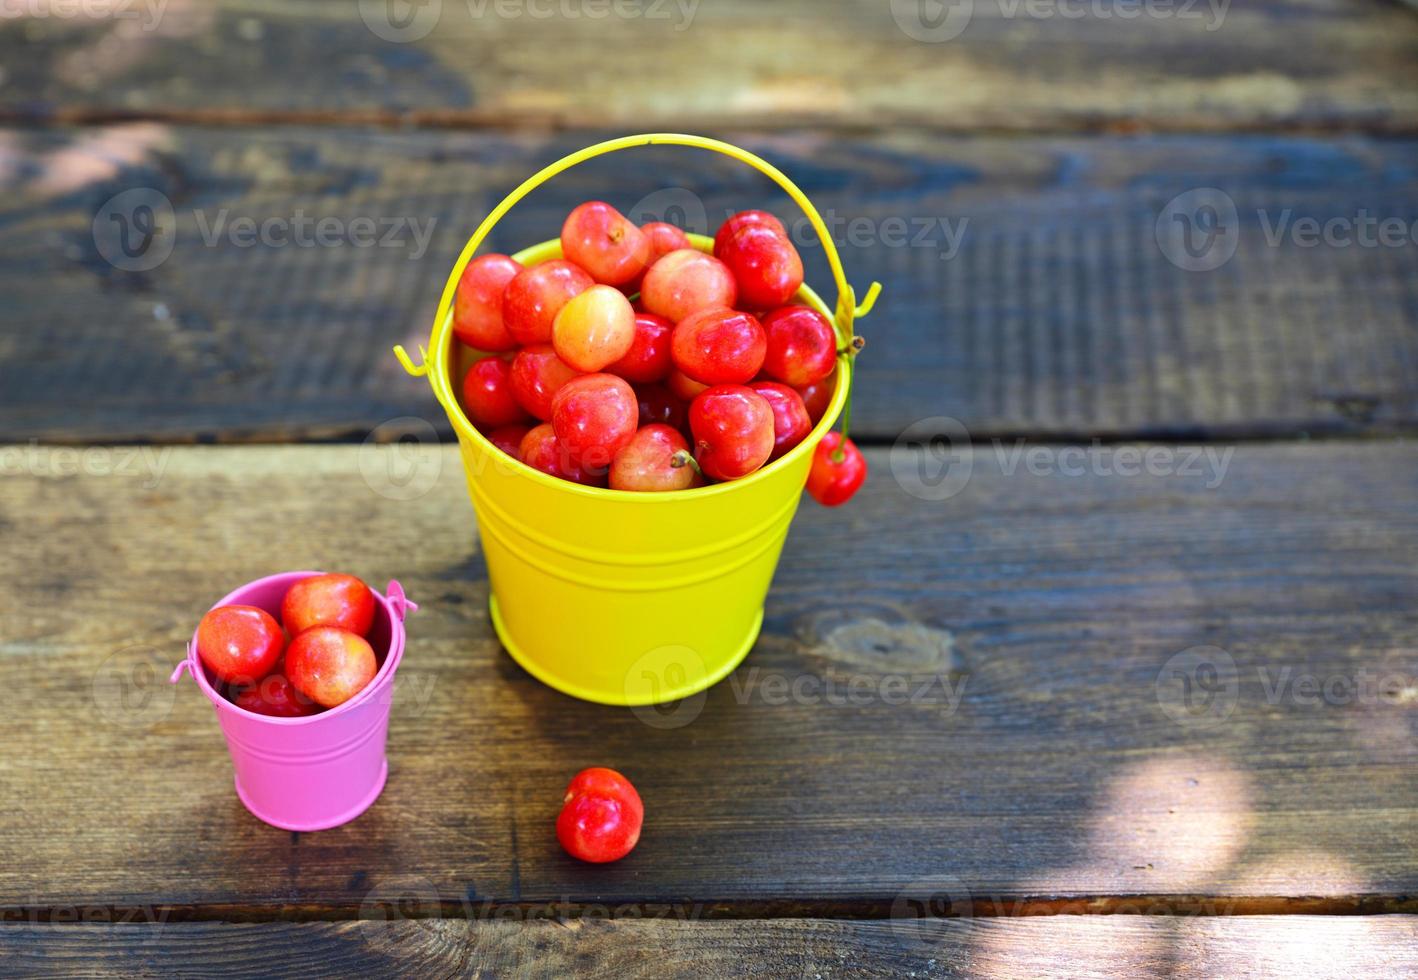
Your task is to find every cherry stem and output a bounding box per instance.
[670,450,702,475]
[838,335,866,356]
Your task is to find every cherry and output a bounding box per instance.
[462,356,532,429]
[486,422,533,460]
[640,249,737,324]
[452,253,522,351]
[718,223,803,310]
[749,381,813,460]
[557,767,644,863]
[561,201,650,287]
[666,367,709,403]
[671,308,766,386]
[807,432,867,506]
[611,424,702,492]
[282,573,376,637]
[713,210,787,257]
[551,373,639,471]
[552,284,636,373]
[689,385,775,481]
[232,672,319,718]
[640,221,691,264]
[760,305,837,386]
[606,312,674,384]
[285,626,378,708]
[519,423,608,486]
[503,260,593,345]
[510,344,580,421]
[634,383,688,434]
[196,605,285,686]
[795,367,837,423]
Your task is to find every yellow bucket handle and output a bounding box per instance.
[394,133,881,377]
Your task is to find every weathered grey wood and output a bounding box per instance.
[1,916,1416,978]
[0,443,1414,915]
[1,0,1416,133]
[3,127,1416,442]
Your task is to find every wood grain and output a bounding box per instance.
[3,127,1416,442]
[1,0,1416,133]
[0,443,1414,916]
[2,916,1416,978]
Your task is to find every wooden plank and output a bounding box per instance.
[1,443,1415,915]
[3,126,1417,442]
[1,0,1416,133]
[2,916,1417,979]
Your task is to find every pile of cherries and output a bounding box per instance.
[195,574,381,717]
[455,203,867,505]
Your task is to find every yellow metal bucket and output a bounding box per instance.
[395,134,880,705]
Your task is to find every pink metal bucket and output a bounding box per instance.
[170,571,417,832]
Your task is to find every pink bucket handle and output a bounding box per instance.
[170,652,194,685]
[387,580,418,622]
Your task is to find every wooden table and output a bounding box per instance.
[2,2,1417,975]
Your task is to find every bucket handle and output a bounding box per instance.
[386,579,418,622]
[393,133,882,377]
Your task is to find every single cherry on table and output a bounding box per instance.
[557,767,644,863]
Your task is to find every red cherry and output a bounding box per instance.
[719,224,803,310]
[453,254,522,351]
[610,424,702,492]
[795,367,837,423]
[551,373,639,471]
[232,673,319,718]
[561,202,650,287]
[552,284,636,372]
[641,221,691,264]
[196,605,285,686]
[462,356,532,429]
[807,432,867,506]
[749,381,813,460]
[713,210,787,257]
[503,260,593,345]
[634,383,688,434]
[761,305,837,386]
[666,367,709,403]
[556,767,644,863]
[285,626,378,708]
[486,423,532,460]
[282,573,376,637]
[640,249,737,324]
[689,385,775,481]
[606,313,674,383]
[510,344,580,422]
[671,308,766,386]
[519,423,608,486]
